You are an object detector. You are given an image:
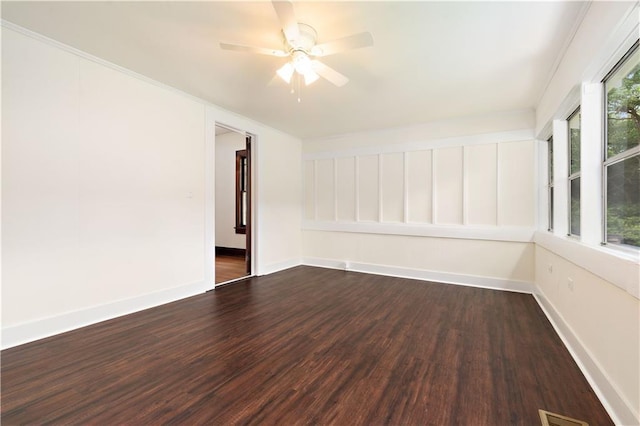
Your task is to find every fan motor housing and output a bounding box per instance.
[285,23,317,53]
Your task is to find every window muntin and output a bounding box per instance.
[605,42,640,248]
[568,108,581,236]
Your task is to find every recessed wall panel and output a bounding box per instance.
[381,153,404,223]
[434,146,463,224]
[315,158,335,221]
[407,150,432,223]
[466,144,497,225]
[337,157,356,221]
[357,155,379,222]
[498,141,535,226]
[304,160,315,220]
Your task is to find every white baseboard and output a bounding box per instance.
[5,259,633,425]
[301,257,637,424]
[302,257,534,294]
[1,280,210,350]
[258,258,302,276]
[3,257,304,349]
[534,290,638,426]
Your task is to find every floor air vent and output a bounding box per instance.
[539,409,588,426]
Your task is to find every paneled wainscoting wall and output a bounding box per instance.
[302,131,538,306]
[303,134,536,239]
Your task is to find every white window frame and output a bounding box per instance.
[534,3,639,302]
[567,107,581,237]
[602,40,640,251]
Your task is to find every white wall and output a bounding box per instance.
[534,235,639,426]
[1,25,302,348]
[534,3,640,424]
[304,231,533,291]
[253,128,302,274]
[536,1,637,136]
[302,112,537,290]
[305,109,534,153]
[2,26,206,329]
[215,131,246,250]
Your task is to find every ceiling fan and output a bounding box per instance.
[220,0,373,96]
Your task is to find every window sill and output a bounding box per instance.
[600,241,640,262]
[534,231,639,299]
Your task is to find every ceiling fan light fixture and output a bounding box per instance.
[304,70,319,85]
[278,51,318,86]
[221,0,374,95]
[292,50,313,75]
[276,62,295,83]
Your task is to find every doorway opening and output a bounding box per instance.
[214,124,253,284]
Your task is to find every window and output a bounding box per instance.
[604,42,640,248]
[235,149,248,234]
[548,136,554,231]
[568,108,581,236]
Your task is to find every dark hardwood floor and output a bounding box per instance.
[1,266,612,425]
[215,253,247,284]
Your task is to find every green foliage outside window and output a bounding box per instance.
[606,46,640,248]
[568,109,581,236]
[606,157,640,246]
[570,178,581,236]
[569,112,581,175]
[607,62,640,156]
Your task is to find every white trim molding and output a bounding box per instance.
[583,2,640,84]
[257,258,303,276]
[303,220,535,243]
[302,257,534,294]
[534,291,638,425]
[580,82,604,247]
[552,120,570,237]
[303,129,534,161]
[1,280,209,350]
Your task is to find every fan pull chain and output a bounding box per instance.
[287,73,304,103]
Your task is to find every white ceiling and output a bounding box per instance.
[1,1,589,139]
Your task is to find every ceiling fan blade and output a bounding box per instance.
[312,32,374,57]
[311,60,349,87]
[272,1,300,44]
[220,42,288,57]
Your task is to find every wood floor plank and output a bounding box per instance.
[216,254,247,283]
[1,266,613,425]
